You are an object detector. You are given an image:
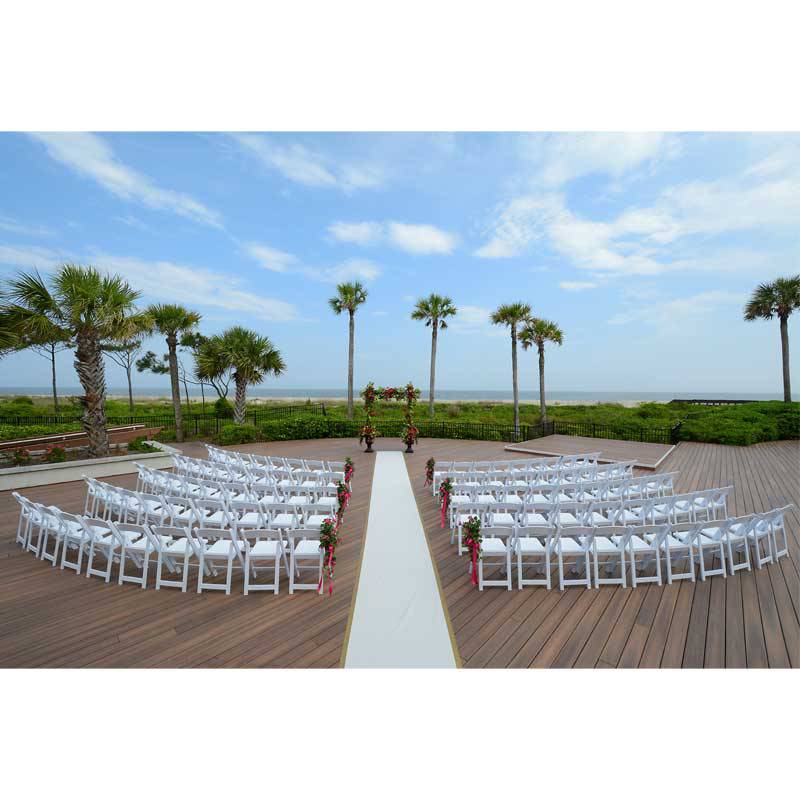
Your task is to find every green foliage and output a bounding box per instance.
[44,445,67,463]
[127,436,157,453]
[214,396,234,417]
[678,401,800,445]
[7,395,34,407]
[216,423,258,445]
[0,423,82,441]
[11,448,31,466]
[258,418,340,441]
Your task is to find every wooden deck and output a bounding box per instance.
[505,433,675,469]
[411,438,800,668]
[1,436,797,668]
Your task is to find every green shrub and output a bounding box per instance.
[11,448,32,466]
[446,404,461,418]
[0,423,82,442]
[217,423,258,445]
[44,445,67,463]
[258,418,339,441]
[214,397,234,417]
[127,436,157,453]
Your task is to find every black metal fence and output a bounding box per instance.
[258,417,679,445]
[0,403,327,433]
[1,403,682,445]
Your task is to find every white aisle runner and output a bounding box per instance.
[344,451,457,668]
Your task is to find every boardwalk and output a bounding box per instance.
[1,437,797,668]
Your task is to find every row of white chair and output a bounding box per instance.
[204,444,345,475]
[433,460,635,495]
[471,508,791,591]
[449,488,732,554]
[14,493,326,594]
[433,451,600,482]
[83,478,337,532]
[448,471,678,503]
[134,465,338,506]
[172,455,345,488]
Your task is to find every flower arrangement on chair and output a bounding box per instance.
[337,480,351,519]
[462,516,482,587]
[439,477,453,528]
[344,456,354,485]
[318,517,341,595]
[424,457,435,486]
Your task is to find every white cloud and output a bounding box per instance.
[327,221,383,245]
[232,134,385,192]
[388,222,456,254]
[0,243,68,271]
[559,281,597,291]
[29,133,222,228]
[307,258,380,283]
[95,253,298,321]
[243,243,297,273]
[474,195,561,259]
[521,132,680,187]
[608,290,745,328]
[113,214,150,231]
[328,219,457,255]
[243,240,381,283]
[0,215,53,237]
[448,304,505,337]
[371,310,389,317]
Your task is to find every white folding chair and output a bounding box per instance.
[628,525,670,587]
[152,526,194,591]
[592,527,632,588]
[194,528,240,595]
[239,529,287,594]
[556,527,594,590]
[114,521,172,589]
[476,525,514,591]
[515,526,557,590]
[285,528,323,593]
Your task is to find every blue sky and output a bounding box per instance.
[0,132,797,396]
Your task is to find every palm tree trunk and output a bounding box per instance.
[538,343,547,425]
[126,363,134,413]
[167,334,184,442]
[49,343,59,413]
[234,375,247,424]
[511,325,519,436]
[200,381,206,413]
[74,331,110,458]
[429,320,438,418]
[780,315,791,402]
[347,310,355,420]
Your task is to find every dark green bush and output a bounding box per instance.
[127,436,157,453]
[214,397,234,417]
[217,423,258,445]
[0,423,82,442]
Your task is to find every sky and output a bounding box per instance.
[0,131,798,396]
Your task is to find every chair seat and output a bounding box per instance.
[200,511,228,525]
[490,513,516,526]
[206,540,236,556]
[164,538,193,555]
[287,495,310,504]
[249,540,281,557]
[630,535,655,551]
[294,540,322,556]
[559,537,588,553]
[270,514,296,527]
[305,514,329,528]
[521,513,548,526]
[127,534,171,551]
[594,536,622,553]
[555,512,579,526]
[481,537,508,554]
[517,537,546,553]
[236,512,263,527]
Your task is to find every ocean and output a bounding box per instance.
[0,386,789,403]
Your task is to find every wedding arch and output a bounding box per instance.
[358,382,420,453]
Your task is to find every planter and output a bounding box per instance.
[363,437,375,453]
[0,441,179,492]
[404,443,414,454]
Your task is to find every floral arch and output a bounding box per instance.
[358,382,420,453]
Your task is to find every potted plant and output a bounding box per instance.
[402,424,419,454]
[359,422,378,453]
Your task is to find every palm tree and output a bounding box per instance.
[744,275,800,402]
[195,326,285,424]
[518,317,564,426]
[328,281,368,420]
[411,293,457,418]
[147,304,201,442]
[0,265,151,456]
[490,302,532,436]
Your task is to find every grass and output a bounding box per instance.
[0,395,797,446]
